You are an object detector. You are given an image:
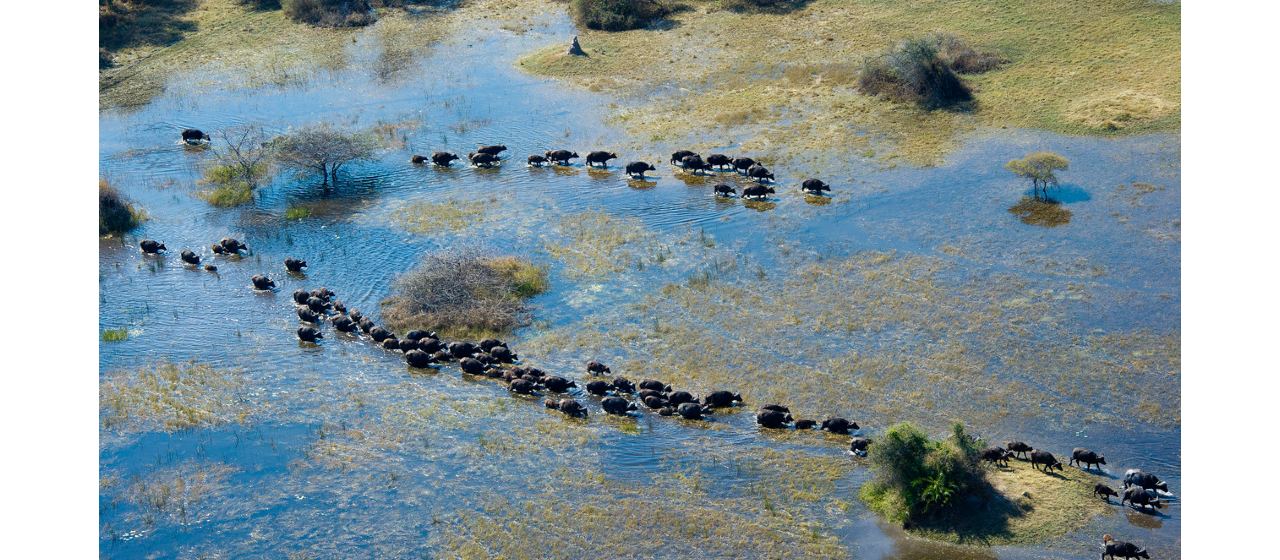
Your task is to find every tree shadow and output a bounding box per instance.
[906,480,1027,545]
[1007,196,1072,228]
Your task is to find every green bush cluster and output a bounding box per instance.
[99,180,146,235]
[570,0,667,32]
[283,0,376,27]
[858,34,975,109]
[859,422,986,523]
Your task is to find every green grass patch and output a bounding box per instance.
[198,182,255,207]
[285,204,312,219]
[101,328,130,342]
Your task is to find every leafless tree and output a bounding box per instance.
[272,125,376,184]
[208,124,273,187]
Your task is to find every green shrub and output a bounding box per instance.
[199,183,255,207]
[101,328,129,342]
[283,0,375,27]
[859,422,986,523]
[570,0,669,32]
[99,180,146,235]
[285,205,312,219]
[858,35,973,109]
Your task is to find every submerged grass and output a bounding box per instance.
[197,182,255,206]
[101,328,130,342]
[100,361,258,432]
[543,211,653,279]
[392,198,492,234]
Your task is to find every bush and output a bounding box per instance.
[99,180,146,235]
[283,0,375,27]
[929,32,1006,74]
[570,0,670,31]
[859,422,986,523]
[382,249,549,338]
[721,0,803,14]
[199,182,255,207]
[858,35,974,109]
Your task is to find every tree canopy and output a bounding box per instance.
[1005,152,1069,201]
[273,125,376,184]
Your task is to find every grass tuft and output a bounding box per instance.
[101,328,130,342]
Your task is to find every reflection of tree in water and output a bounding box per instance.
[744,200,777,212]
[1007,197,1071,227]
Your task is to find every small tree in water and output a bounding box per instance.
[1005,152,1070,202]
[273,125,376,185]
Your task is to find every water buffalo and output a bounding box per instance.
[332,316,356,333]
[677,403,712,420]
[585,151,618,168]
[331,300,346,314]
[459,357,485,375]
[713,183,736,197]
[220,238,248,254]
[637,389,666,402]
[348,309,363,322]
[511,365,545,379]
[369,326,392,343]
[251,275,275,290]
[545,150,579,165]
[180,250,200,265]
[509,379,536,394]
[306,297,327,313]
[979,446,1012,467]
[638,380,669,392]
[643,395,668,409]
[601,396,638,415]
[139,239,167,254]
[706,154,733,171]
[432,350,452,362]
[760,404,791,414]
[742,185,775,200]
[625,161,656,178]
[310,287,333,301]
[477,144,507,156]
[432,152,460,166]
[449,341,479,358]
[543,376,577,393]
[756,410,792,429]
[291,290,309,305]
[203,264,217,272]
[297,307,322,324]
[1030,449,1063,472]
[657,406,677,417]
[411,154,428,164]
[469,152,500,168]
[546,398,587,418]
[849,437,873,453]
[731,157,757,173]
[418,338,443,354]
[1123,470,1169,493]
[801,178,831,194]
[681,154,712,175]
[211,243,225,255]
[490,346,516,362]
[1093,483,1119,502]
[405,349,433,368]
[478,338,506,351]
[746,164,775,183]
[1120,487,1162,511]
[1005,441,1033,459]
[405,330,431,341]
[794,419,817,430]
[1070,448,1106,470]
[358,318,375,334]
[296,327,322,342]
[382,337,400,350]
[702,391,742,408]
[821,417,858,434]
[1103,540,1150,559]
[397,338,419,352]
[665,391,696,406]
[181,129,209,144]
[586,360,611,375]
[285,258,307,272]
[527,154,548,167]
[585,380,612,396]
[612,376,636,393]
[670,150,697,166]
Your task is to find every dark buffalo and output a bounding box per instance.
[546,398,587,418]
[670,150,697,166]
[332,300,346,314]
[432,152,460,166]
[285,258,307,272]
[1093,483,1119,502]
[746,164,775,183]
[585,151,618,168]
[251,275,275,290]
[211,243,225,255]
[203,264,217,272]
[702,391,742,408]
[469,152,500,168]
[731,157,757,173]
[643,395,668,409]
[1005,441,1034,459]
[1123,470,1169,493]
[369,326,392,343]
[405,349,433,368]
[180,250,200,265]
[706,154,732,171]
[1120,487,1162,511]
[849,437,873,453]
[297,307,322,324]
[801,178,831,194]
[638,380,669,392]
[472,352,496,365]
[545,150,579,165]
[742,185,775,200]
[479,338,506,351]
[296,327,323,342]
[411,154,428,164]
[1070,448,1106,470]
[1030,449,1063,472]
[459,357,485,375]
[477,144,507,156]
[667,391,697,406]
[181,129,209,144]
[794,419,817,430]
[432,350,452,362]
[821,417,858,434]
[638,389,666,402]
[657,406,676,417]
[139,239,167,254]
[760,404,791,414]
[543,376,577,393]
[756,410,792,429]
[490,346,516,362]
[1103,540,1150,560]
[677,403,711,420]
[979,446,1012,467]
[292,290,310,305]
[405,330,431,341]
[449,342,479,358]
[586,360,612,375]
[358,318,375,334]
[509,379,536,394]
[527,154,548,167]
[310,287,333,301]
[306,297,327,313]
[418,338,443,354]
[612,377,636,393]
[220,238,248,254]
[601,396,638,415]
[348,309,364,322]
[332,316,356,333]
[713,183,736,197]
[625,161,656,178]
[681,154,712,174]
[585,380,612,396]
[382,338,400,350]
[397,339,418,352]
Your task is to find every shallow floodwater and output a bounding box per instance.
[100,8,1181,559]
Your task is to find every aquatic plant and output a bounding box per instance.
[1005,152,1069,201]
[858,422,985,523]
[858,35,973,109]
[285,204,312,219]
[198,181,255,207]
[382,248,549,338]
[101,327,129,342]
[272,124,377,185]
[99,179,147,235]
[392,198,491,234]
[100,361,254,432]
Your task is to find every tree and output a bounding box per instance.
[273,125,376,185]
[208,124,273,188]
[1005,152,1069,202]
